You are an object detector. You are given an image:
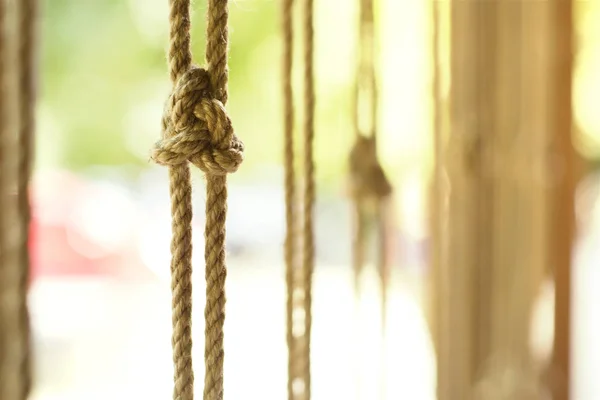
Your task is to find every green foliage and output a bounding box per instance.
[40,0,439,187]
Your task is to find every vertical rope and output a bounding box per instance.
[349,0,391,330]
[1,0,33,398]
[166,2,194,399]
[16,0,36,397]
[356,0,377,142]
[204,1,230,399]
[154,1,242,399]
[281,0,315,397]
[281,0,301,398]
[301,0,315,397]
[0,0,16,397]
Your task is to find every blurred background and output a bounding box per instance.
[29,0,600,399]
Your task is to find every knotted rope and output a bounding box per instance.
[152,67,243,175]
[349,0,392,327]
[0,0,35,398]
[151,1,241,399]
[282,0,315,398]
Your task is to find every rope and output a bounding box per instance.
[301,0,315,397]
[0,1,18,398]
[0,0,34,398]
[349,0,391,326]
[354,0,377,142]
[16,0,36,397]
[281,0,315,397]
[281,0,301,398]
[151,1,242,399]
[203,2,234,399]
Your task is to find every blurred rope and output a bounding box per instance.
[300,0,315,397]
[348,0,392,330]
[0,0,36,398]
[281,0,315,398]
[281,0,300,398]
[16,0,36,397]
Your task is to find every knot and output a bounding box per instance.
[151,66,244,175]
[349,135,392,199]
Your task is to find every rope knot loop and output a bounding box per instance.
[152,66,244,175]
[349,135,392,199]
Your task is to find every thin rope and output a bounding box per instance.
[152,1,242,399]
[281,0,315,397]
[164,1,194,398]
[16,0,36,397]
[354,0,377,142]
[281,0,302,398]
[203,1,232,399]
[349,0,391,329]
[301,0,315,397]
[1,0,31,398]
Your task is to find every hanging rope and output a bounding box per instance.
[301,0,315,397]
[16,0,36,397]
[282,0,315,398]
[0,1,20,398]
[151,0,242,398]
[349,0,391,326]
[281,0,300,398]
[0,0,35,398]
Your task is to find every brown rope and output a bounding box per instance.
[16,0,36,397]
[354,0,377,142]
[349,0,391,327]
[203,1,234,399]
[151,1,242,399]
[281,0,315,397]
[301,0,315,397]
[0,1,19,398]
[1,0,34,398]
[281,0,301,398]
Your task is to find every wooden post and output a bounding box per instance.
[549,1,574,399]
[431,0,574,398]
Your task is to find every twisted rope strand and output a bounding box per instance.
[203,1,232,399]
[301,0,315,396]
[281,0,301,398]
[166,1,195,399]
[168,0,193,83]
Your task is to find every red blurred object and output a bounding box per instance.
[27,170,146,283]
[29,219,119,281]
